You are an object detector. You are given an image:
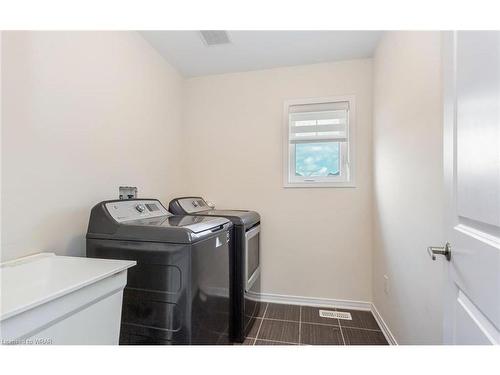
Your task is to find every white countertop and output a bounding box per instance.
[0,253,136,321]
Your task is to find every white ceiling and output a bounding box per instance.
[140,31,383,77]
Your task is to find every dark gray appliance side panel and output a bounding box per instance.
[190,230,231,344]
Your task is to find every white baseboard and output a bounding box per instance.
[253,291,372,311]
[370,303,398,345]
[251,291,398,345]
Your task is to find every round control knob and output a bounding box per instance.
[135,204,145,213]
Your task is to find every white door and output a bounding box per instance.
[441,31,500,344]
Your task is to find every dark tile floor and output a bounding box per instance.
[237,302,388,345]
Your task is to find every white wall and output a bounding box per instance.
[372,31,445,344]
[183,60,373,302]
[1,31,184,261]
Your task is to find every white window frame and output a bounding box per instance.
[282,95,356,188]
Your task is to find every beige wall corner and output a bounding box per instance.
[372,31,446,344]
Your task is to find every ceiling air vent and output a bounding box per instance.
[199,30,231,46]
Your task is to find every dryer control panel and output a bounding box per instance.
[105,199,170,223]
[175,197,211,214]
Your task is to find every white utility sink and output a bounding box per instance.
[0,252,135,345]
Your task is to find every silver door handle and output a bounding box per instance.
[427,242,452,261]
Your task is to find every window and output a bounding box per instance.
[283,96,355,187]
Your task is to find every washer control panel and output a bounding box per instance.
[177,198,210,213]
[105,199,170,223]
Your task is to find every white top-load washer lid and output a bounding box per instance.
[0,253,136,321]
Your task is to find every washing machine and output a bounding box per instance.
[86,198,232,345]
[168,197,261,343]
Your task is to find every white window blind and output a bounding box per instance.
[288,101,349,143]
[283,97,355,188]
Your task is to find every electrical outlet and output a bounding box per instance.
[383,274,390,294]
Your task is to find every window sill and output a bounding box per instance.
[283,181,357,188]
